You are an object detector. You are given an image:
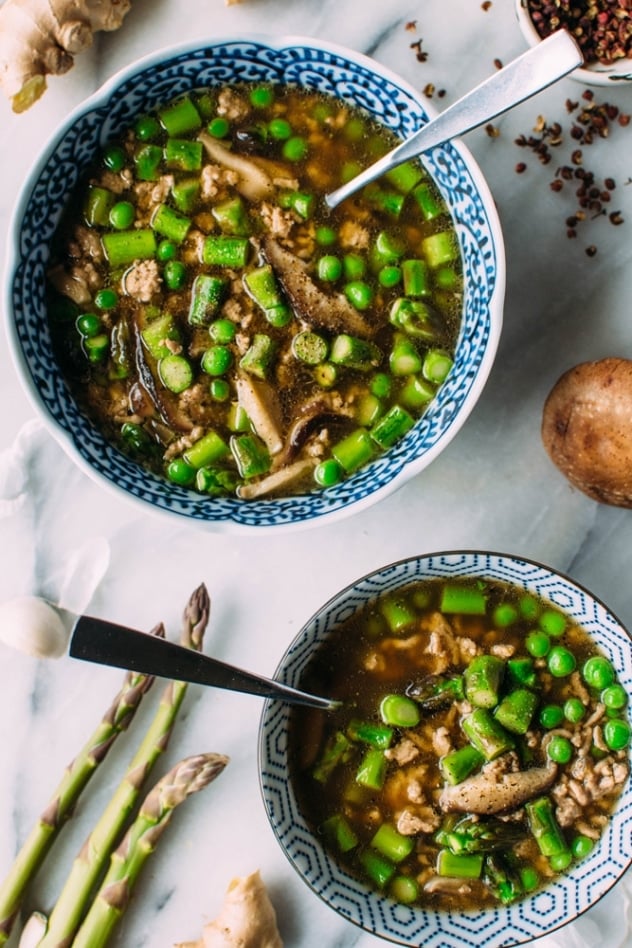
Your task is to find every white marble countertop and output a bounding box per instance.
[0,1,631,946]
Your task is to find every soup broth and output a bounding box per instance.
[46,84,463,501]
[290,578,630,910]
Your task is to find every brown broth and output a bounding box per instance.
[289,578,630,910]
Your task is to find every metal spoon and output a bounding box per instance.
[69,612,340,711]
[325,29,582,210]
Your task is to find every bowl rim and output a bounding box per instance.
[258,549,632,946]
[4,34,505,533]
[514,0,632,86]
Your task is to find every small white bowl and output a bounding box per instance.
[5,36,504,533]
[516,0,632,86]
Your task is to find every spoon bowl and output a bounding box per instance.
[326,29,582,209]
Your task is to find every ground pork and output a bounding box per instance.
[385,738,419,766]
[259,201,295,238]
[123,259,161,302]
[216,88,251,121]
[338,218,370,250]
[133,176,174,218]
[200,163,239,201]
[68,224,104,263]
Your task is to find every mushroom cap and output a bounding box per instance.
[541,357,632,508]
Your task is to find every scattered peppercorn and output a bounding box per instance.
[410,39,428,62]
[494,58,503,69]
[482,1,493,9]
[513,92,630,253]
[525,0,632,66]
[586,245,598,256]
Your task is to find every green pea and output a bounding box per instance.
[282,135,308,162]
[268,117,292,140]
[207,116,230,138]
[314,458,344,488]
[520,866,539,891]
[163,260,187,290]
[547,735,573,764]
[209,378,230,401]
[493,603,519,628]
[526,630,551,658]
[344,116,365,141]
[315,225,337,247]
[317,255,342,282]
[549,851,572,872]
[157,239,177,262]
[582,655,615,690]
[571,835,595,860]
[539,609,566,638]
[540,704,564,729]
[343,252,366,280]
[83,333,109,363]
[519,595,540,620]
[603,718,631,751]
[250,85,274,108]
[344,281,373,310]
[265,304,292,328]
[76,313,101,338]
[563,697,586,723]
[209,319,236,344]
[166,458,196,486]
[109,201,135,230]
[201,345,233,376]
[102,144,126,172]
[94,289,118,310]
[602,684,628,711]
[370,372,392,399]
[378,265,402,288]
[548,645,576,678]
[135,115,161,141]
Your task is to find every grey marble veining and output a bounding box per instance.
[0,1,631,946]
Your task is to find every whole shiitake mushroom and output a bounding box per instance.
[541,357,632,507]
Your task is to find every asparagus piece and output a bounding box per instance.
[72,753,228,948]
[0,627,163,946]
[37,584,210,948]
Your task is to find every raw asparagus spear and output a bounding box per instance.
[0,626,164,946]
[37,584,210,948]
[72,753,229,948]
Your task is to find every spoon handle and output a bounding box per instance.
[326,29,582,209]
[69,615,338,711]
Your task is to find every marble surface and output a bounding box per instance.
[0,1,631,946]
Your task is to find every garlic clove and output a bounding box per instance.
[0,596,71,659]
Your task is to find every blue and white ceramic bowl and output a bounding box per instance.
[259,551,632,946]
[5,37,504,532]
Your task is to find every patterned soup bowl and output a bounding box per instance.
[259,551,632,946]
[5,37,504,532]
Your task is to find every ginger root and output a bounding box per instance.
[175,871,283,948]
[0,0,132,112]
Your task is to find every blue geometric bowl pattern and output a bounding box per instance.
[6,37,504,531]
[259,552,632,946]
